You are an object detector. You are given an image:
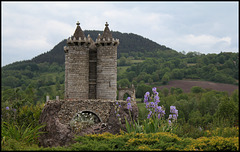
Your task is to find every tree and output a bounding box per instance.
[162,73,170,85]
[162,88,169,97]
[118,79,131,88]
[118,56,127,66]
[136,83,152,98]
[188,110,202,127]
[215,98,238,126]
[191,86,204,93]
[148,78,153,84]
[151,72,159,82]
[171,69,184,79]
[126,71,136,82]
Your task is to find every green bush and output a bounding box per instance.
[1,138,39,151]
[68,132,238,151]
[16,103,44,128]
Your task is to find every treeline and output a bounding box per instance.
[2,62,65,103]
[118,51,239,86]
[1,51,238,104]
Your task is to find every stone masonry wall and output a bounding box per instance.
[65,45,89,99]
[38,99,138,147]
[96,45,117,100]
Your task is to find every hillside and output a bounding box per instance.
[30,30,173,65]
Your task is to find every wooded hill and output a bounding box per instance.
[29,30,173,65]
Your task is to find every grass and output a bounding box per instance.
[187,63,196,67]
[117,66,130,75]
[131,59,144,64]
[136,102,148,124]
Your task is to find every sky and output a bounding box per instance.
[1,1,239,67]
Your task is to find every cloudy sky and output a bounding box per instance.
[1,1,238,66]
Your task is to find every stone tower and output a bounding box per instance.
[64,22,119,100]
[96,22,119,100]
[64,21,91,99]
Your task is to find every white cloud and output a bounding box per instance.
[181,34,231,46]
[163,34,233,53]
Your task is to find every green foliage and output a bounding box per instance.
[117,78,131,88]
[36,132,239,151]
[1,87,239,150]
[214,98,238,126]
[1,121,45,145]
[136,83,152,98]
[191,86,205,93]
[1,138,40,151]
[16,103,44,128]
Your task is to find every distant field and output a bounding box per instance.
[117,66,130,75]
[131,59,144,64]
[157,80,238,95]
[187,63,196,67]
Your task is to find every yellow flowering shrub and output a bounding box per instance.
[205,127,239,137]
[76,131,239,151]
[185,136,239,151]
[137,145,152,151]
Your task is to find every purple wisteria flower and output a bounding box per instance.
[127,102,132,111]
[149,102,155,108]
[156,106,165,118]
[154,95,160,104]
[114,100,122,125]
[144,87,165,120]
[170,106,178,117]
[144,92,150,103]
[126,97,132,111]
[6,107,9,110]
[152,87,157,94]
[169,105,178,123]
[172,114,177,120]
[147,110,152,119]
[116,101,121,108]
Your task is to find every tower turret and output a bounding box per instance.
[96,22,119,100]
[64,21,91,99]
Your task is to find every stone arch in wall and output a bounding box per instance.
[118,87,136,101]
[79,110,102,123]
[69,110,102,132]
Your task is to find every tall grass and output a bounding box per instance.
[1,121,45,145]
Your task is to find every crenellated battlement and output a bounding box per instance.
[95,36,120,46]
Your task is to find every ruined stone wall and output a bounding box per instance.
[64,45,89,99]
[39,99,138,147]
[96,45,117,100]
[118,88,136,101]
